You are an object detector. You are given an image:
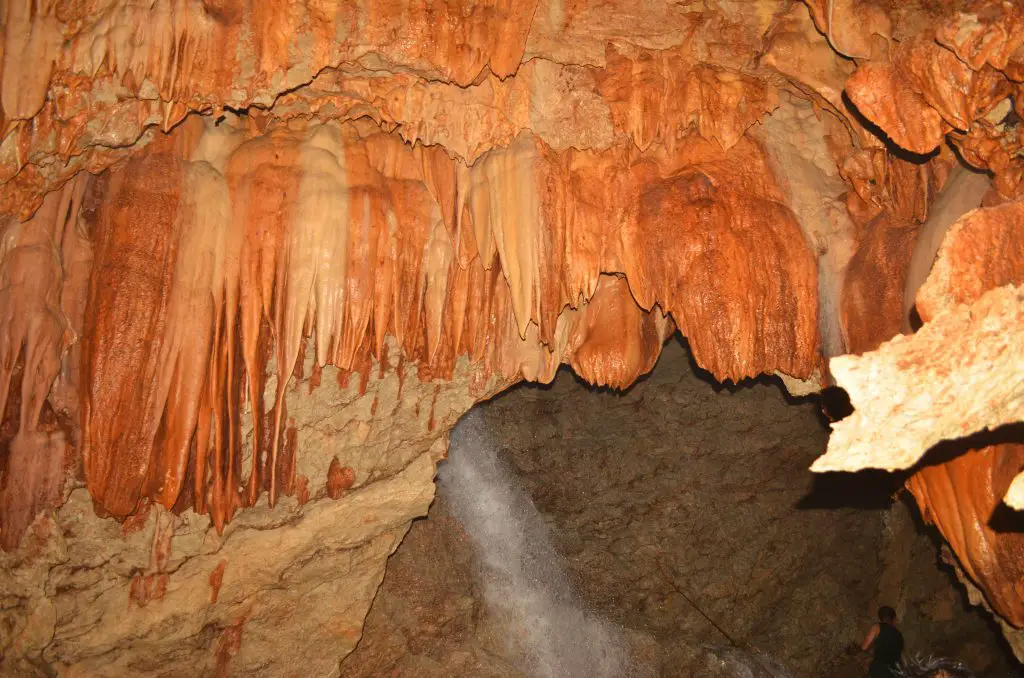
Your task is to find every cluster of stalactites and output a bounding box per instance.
[0,176,90,549]
[0,0,539,219]
[0,108,820,539]
[77,113,818,529]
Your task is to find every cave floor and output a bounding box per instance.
[340,339,1015,678]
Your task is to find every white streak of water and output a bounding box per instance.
[439,410,636,678]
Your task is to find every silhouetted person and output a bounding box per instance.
[896,656,975,678]
[861,606,905,678]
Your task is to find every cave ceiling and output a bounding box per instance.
[1,0,1024,671]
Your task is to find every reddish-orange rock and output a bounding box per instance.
[893,36,1012,132]
[82,137,192,519]
[822,199,1024,629]
[0,0,540,219]
[840,215,917,354]
[0,177,85,548]
[802,0,892,59]
[916,201,1024,321]
[596,44,778,152]
[936,1,1024,81]
[953,122,1024,200]
[129,571,170,608]
[624,139,820,382]
[838,147,979,357]
[326,459,357,500]
[844,63,949,155]
[209,560,228,604]
[840,2,1021,162]
[907,444,1024,627]
[566,275,674,390]
[214,618,245,678]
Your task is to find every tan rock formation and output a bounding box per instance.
[817,198,1024,631]
[815,283,1023,474]
[2,346,500,676]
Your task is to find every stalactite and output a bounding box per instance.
[65,113,818,524]
[0,176,84,548]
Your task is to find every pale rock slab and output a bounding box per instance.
[813,284,1024,473]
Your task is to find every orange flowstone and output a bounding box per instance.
[63,117,818,529]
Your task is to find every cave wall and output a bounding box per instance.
[0,0,1023,672]
[0,345,501,676]
[344,340,1014,677]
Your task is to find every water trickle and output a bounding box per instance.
[439,409,638,678]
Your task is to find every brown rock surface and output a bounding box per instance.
[344,340,1015,677]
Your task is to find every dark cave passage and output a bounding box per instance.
[341,338,1018,678]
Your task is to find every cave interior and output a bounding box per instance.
[0,0,1023,676]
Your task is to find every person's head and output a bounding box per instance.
[896,656,974,678]
[877,606,897,624]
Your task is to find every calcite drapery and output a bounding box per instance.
[907,439,1024,627]
[0,178,85,549]
[53,110,816,532]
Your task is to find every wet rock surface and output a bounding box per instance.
[344,340,1016,677]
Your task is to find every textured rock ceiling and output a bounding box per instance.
[1,0,1023,673]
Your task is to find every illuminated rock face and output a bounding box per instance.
[0,0,1023,672]
[818,207,1024,631]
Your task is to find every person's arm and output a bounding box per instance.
[861,623,880,651]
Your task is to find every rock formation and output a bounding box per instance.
[815,194,1024,642]
[0,0,1022,673]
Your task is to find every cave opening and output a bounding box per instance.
[341,336,1019,678]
